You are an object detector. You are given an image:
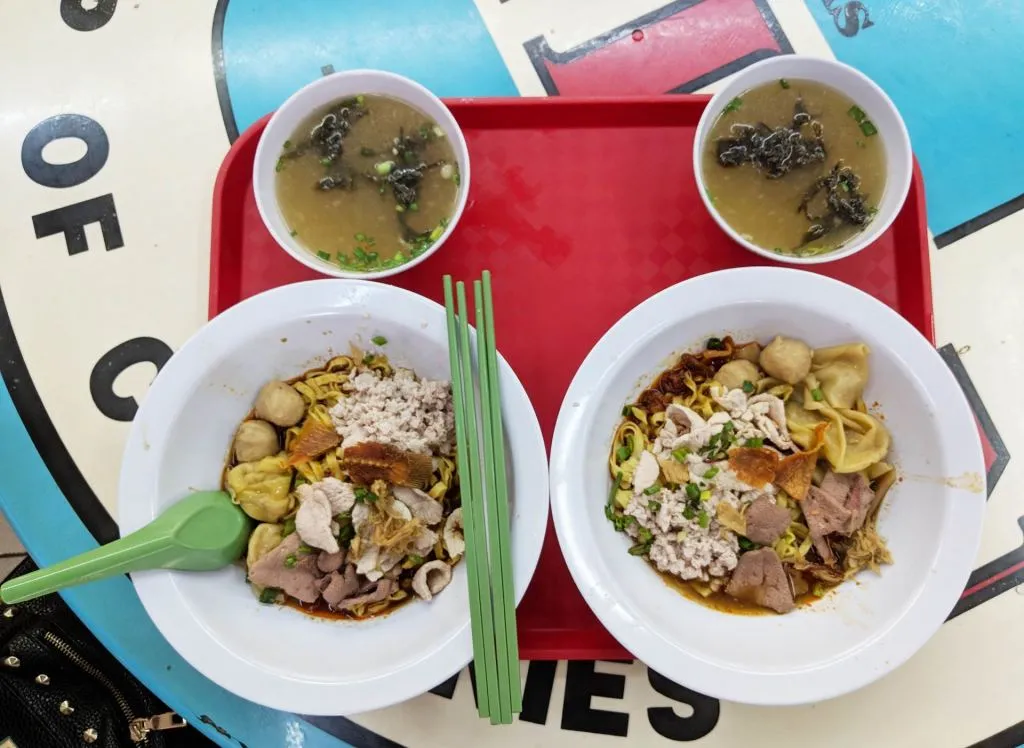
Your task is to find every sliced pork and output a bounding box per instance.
[320,564,359,607]
[248,534,323,603]
[725,548,795,613]
[334,578,396,611]
[744,496,791,545]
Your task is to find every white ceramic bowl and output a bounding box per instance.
[550,267,985,705]
[693,55,912,265]
[253,70,470,280]
[119,280,548,715]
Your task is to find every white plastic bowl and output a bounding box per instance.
[693,55,912,265]
[119,280,548,715]
[253,70,470,280]
[550,267,984,705]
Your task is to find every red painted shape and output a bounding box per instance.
[976,414,997,473]
[961,559,1024,599]
[527,0,786,96]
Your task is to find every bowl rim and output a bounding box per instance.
[252,69,470,280]
[118,279,549,714]
[549,266,986,705]
[692,55,913,265]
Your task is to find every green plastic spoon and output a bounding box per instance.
[0,490,252,604]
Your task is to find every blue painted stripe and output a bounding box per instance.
[222,0,519,133]
[0,380,346,748]
[804,1,1024,235]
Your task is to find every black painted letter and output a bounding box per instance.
[519,661,557,725]
[22,114,109,189]
[33,195,124,255]
[647,669,719,741]
[90,337,173,421]
[561,661,629,736]
[61,0,117,31]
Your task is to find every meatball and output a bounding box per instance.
[715,359,760,391]
[759,336,812,385]
[253,380,305,427]
[233,419,279,462]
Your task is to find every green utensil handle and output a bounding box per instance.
[0,532,172,604]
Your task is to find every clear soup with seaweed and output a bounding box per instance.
[701,79,886,257]
[275,94,460,273]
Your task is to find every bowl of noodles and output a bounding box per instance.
[118,279,548,715]
[550,267,985,705]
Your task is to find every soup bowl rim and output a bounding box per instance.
[252,69,470,280]
[692,55,913,265]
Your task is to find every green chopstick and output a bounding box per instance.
[481,271,522,714]
[444,277,500,719]
[440,274,491,717]
[475,279,513,725]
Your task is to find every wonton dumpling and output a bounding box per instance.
[812,344,870,409]
[246,522,284,570]
[760,336,812,385]
[785,393,890,474]
[226,452,295,522]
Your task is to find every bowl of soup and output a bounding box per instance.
[253,70,469,279]
[693,56,912,264]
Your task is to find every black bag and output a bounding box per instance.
[0,557,212,747]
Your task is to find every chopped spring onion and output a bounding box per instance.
[745,437,764,448]
[672,447,690,463]
[811,388,824,402]
[703,467,720,479]
[742,380,755,394]
[697,510,710,528]
[316,250,331,261]
[643,484,661,496]
[615,444,632,461]
[685,483,700,501]
[259,588,280,604]
[374,160,394,176]
[847,105,866,123]
[859,120,878,136]
[738,536,756,551]
[355,487,378,504]
[706,337,725,350]
[429,224,445,241]
[699,489,712,502]
[648,500,661,513]
[779,79,790,89]
[683,506,696,520]
[283,554,297,569]
[282,517,296,537]
[723,97,743,113]
[371,335,388,346]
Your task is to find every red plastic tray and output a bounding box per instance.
[210,96,933,660]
